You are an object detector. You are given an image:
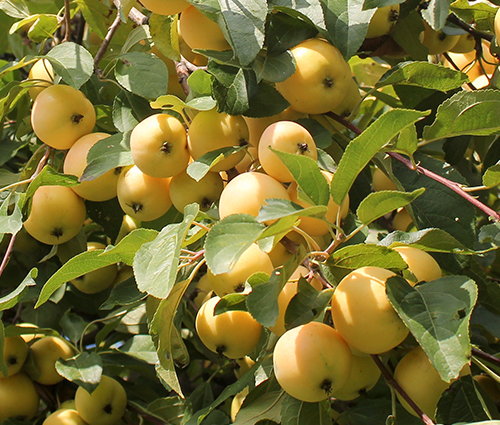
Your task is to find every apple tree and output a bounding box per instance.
[1,0,500,424]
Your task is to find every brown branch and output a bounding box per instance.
[94,13,122,76]
[371,354,435,425]
[63,0,72,42]
[111,0,149,26]
[447,14,493,43]
[472,347,500,367]
[0,234,16,279]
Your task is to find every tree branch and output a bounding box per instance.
[447,13,493,43]
[63,0,72,42]
[111,0,149,26]
[94,13,122,76]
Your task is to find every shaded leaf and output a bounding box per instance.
[56,352,102,394]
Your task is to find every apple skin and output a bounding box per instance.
[75,375,127,425]
[392,245,442,283]
[28,58,54,100]
[30,336,75,385]
[43,408,87,425]
[2,335,29,377]
[0,372,40,422]
[140,0,189,15]
[365,5,400,39]
[419,22,460,55]
[31,84,96,150]
[273,321,352,402]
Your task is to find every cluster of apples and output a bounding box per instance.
[0,330,127,425]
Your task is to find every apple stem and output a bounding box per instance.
[326,113,500,223]
[370,354,436,425]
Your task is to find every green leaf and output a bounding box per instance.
[357,188,425,225]
[214,293,248,314]
[256,198,327,223]
[27,14,58,43]
[386,275,478,383]
[46,42,94,89]
[269,0,326,30]
[0,268,36,311]
[186,146,246,182]
[75,0,109,39]
[423,90,500,142]
[328,243,408,271]
[120,334,159,364]
[133,204,199,298]
[391,10,428,61]
[81,132,133,182]
[219,0,267,66]
[450,0,497,32]
[0,198,22,235]
[100,277,146,310]
[270,149,330,206]
[113,90,155,133]
[187,69,213,98]
[421,0,451,30]
[115,52,169,99]
[149,14,180,61]
[376,61,468,91]
[483,164,500,188]
[362,0,405,9]
[204,214,266,276]
[321,0,375,59]
[56,352,102,394]
[36,249,122,308]
[331,108,429,204]
[392,124,418,158]
[251,50,295,83]
[0,0,29,19]
[280,395,332,425]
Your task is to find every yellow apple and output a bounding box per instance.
[392,245,442,283]
[234,356,255,379]
[28,58,54,100]
[31,84,96,150]
[130,113,189,178]
[332,76,362,119]
[231,387,249,422]
[273,321,352,402]
[331,354,381,400]
[372,167,397,191]
[0,372,40,422]
[75,375,127,425]
[392,207,413,231]
[43,408,87,425]
[275,38,352,114]
[258,120,318,183]
[30,336,74,385]
[187,109,248,172]
[192,273,213,308]
[117,165,172,222]
[449,33,475,53]
[419,21,460,55]
[196,296,262,359]
[2,336,29,377]
[24,185,87,246]
[365,5,400,39]
[63,132,121,202]
[140,0,189,15]
[330,266,409,354]
[115,214,141,244]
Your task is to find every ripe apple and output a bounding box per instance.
[43,407,87,425]
[273,321,352,402]
[195,296,262,359]
[117,165,172,222]
[0,372,40,422]
[2,336,29,377]
[70,242,118,294]
[140,0,189,15]
[372,167,397,191]
[63,132,121,202]
[231,387,249,422]
[30,336,74,385]
[187,109,248,172]
[419,21,460,55]
[177,20,209,66]
[130,113,190,179]
[23,185,87,246]
[207,243,274,296]
[234,356,255,379]
[179,5,231,51]
[192,273,213,308]
[392,207,413,231]
[31,84,96,150]
[275,38,352,114]
[148,45,187,99]
[75,375,127,425]
[449,33,475,53]
[365,5,400,39]
[28,58,54,100]
[218,171,290,219]
[330,266,409,354]
[115,214,140,244]
[392,245,442,283]
[169,170,224,212]
[495,8,500,43]
[332,76,362,119]
[258,121,318,183]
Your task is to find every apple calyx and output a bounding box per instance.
[323,77,334,89]
[160,141,173,154]
[72,113,84,125]
[320,378,333,395]
[50,227,64,239]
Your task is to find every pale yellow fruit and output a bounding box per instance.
[17,323,45,343]
[268,266,323,336]
[31,84,96,150]
[207,243,274,296]
[75,375,127,425]
[275,38,352,115]
[243,107,308,147]
[218,171,290,219]
[474,375,500,404]
[28,58,54,100]
[394,346,470,420]
[331,354,381,400]
[392,245,442,283]
[177,20,208,66]
[169,170,224,212]
[179,5,231,51]
[115,215,141,244]
[449,33,475,53]
[273,321,352,402]
[234,146,258,173]
[30,336,74,385]
[195,296,262,359]
[365,5,400,39]
[24,185,87,245]
[43,408,87,425]
[471,73,491,89]
[392,208,413,231]
[372,167,397,191]
[495,8,500,43]
[0,372,40,422]
[2,336,29,377]
[149,45,186,99]
[70,242,118,294]
[117,165,172,222]
[419,22,460,55]
[187,109,248,172]
[130,114,189,178]
[330,266,409,354]
[193,273,213,308]
[140,0,189,15]
[231,387,249,422]
[63,132,120,202]
[268,230,308,267]
[258,121,318,183]
[332,76,362,119]
[234,356,255,379]
[443,50,482,81]
[288,170,349,236]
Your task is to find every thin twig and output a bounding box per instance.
[111,0,149,26]
[442,52,477,91]
[94,13,122,76]
[472,347,500,367]
[371,354,435,425]
[447,14,493,43]
[0,234,17,279]
[63,0,72,42]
